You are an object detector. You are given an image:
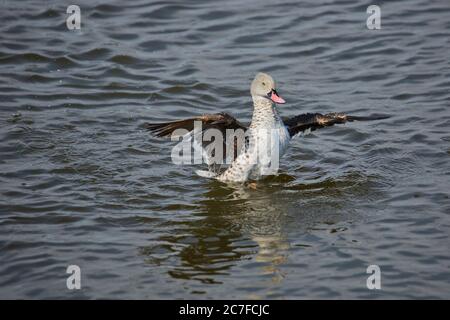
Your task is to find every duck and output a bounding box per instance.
[145,72,389,183]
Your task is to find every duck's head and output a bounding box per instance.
[250,72,286,104]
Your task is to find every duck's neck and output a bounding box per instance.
[250,96,282,128]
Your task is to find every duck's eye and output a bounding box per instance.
[262,82,266,86]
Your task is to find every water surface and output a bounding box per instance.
[0,0,449,299]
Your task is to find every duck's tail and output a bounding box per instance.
[195,170,219,179]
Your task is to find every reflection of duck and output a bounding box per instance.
[227,186,290,283]
[138,171,374,294]
[157,182,292,285]
[253,234,289,283]
[146,73,389,182]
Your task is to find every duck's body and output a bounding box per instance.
[217,97,290,182]
[145,73,389,183]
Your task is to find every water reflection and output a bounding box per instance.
[212,184,291,284]
[137,180,294,285]
[138,169,379,293]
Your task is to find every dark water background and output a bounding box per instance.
[0,0,449,299]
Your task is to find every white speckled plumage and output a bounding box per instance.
[217,73,290,182]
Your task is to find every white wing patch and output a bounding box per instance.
[183,129,226,177]
[195,170,218,178]
[291,127,312,139]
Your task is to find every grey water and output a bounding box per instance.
[0,0,449,299]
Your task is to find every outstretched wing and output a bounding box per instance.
[144,112,248,170]
[144,112,247,137]
[283,112,390,138]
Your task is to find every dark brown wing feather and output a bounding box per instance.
[284,112,390,137]
[144,112,247,137]
[144,112,248,165]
